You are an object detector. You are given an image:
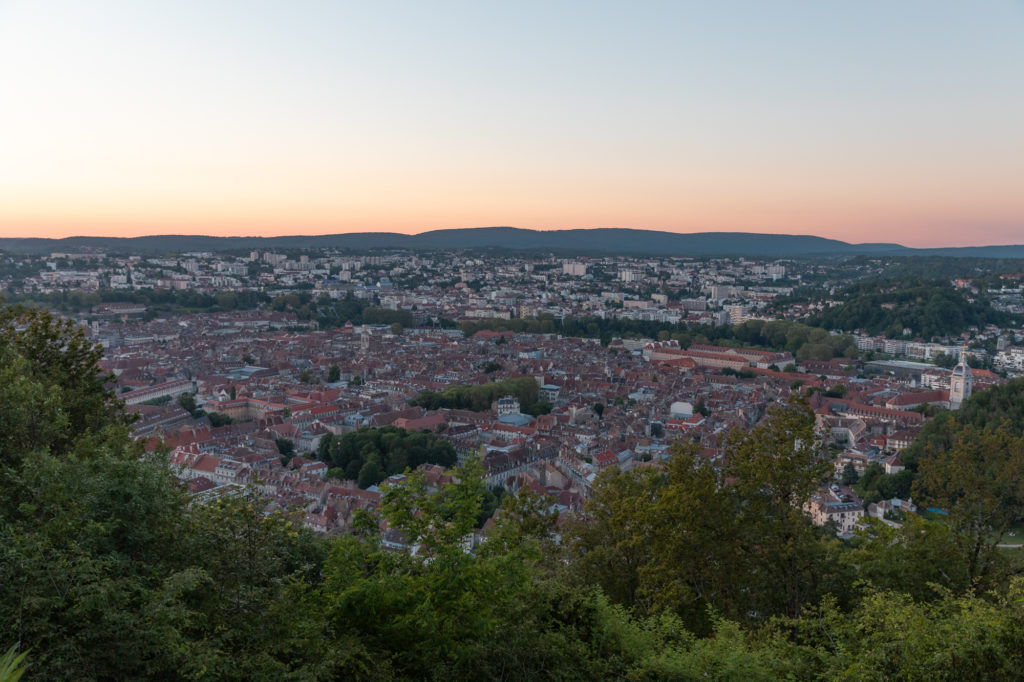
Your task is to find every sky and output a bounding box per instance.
[1,1,1022,247]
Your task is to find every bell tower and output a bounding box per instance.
[949,344,973,409]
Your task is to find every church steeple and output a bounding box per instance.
[949,344,973,409]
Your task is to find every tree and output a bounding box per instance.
[2,313,331,678]
[840,517,975,599]
[568,464,661,610]
[327,364,341,383]
[841,462,859,485]
[570,403,841,634]
[638,443,750,633]
[721,398,835,620]
[320,426,456,488]
[317,432,335,461]
[207,411,233,427]
[357,457,383,489]
[521,400,552,417]
[593,403,605,420]
[913,424,1024,587]
[411,377,539,413]
[322,459,673,679]
[0,305,131,458]
[825,384,847,398]
[178,391,200,417]
[275,438,295,463]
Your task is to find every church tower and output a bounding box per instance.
[949,344,973,409]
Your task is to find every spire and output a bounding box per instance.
[958,343,972,371]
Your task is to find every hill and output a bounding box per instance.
[2,226,1023,257]
[811,278,1011,339]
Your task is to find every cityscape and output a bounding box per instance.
[3,244,1023,543]
[4,1,1024,679]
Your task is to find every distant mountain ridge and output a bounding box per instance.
[1,226,1023,257]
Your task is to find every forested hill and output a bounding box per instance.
[3,226,1024,257]
[811,278,1011,339]
[5,303,1024,680]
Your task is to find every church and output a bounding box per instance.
[949,346,973,410]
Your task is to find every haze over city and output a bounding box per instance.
[2,1,1023,245]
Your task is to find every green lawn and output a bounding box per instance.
[997,520,1024,546]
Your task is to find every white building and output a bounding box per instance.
[949,349,973,409]
[496,395,520,416]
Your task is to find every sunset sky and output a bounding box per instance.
[1,1,1022,246]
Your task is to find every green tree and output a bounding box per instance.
[357,457,383,489]
[722,399,836,620]
[569,464,660,610]
[776,580,1024,680]
[319,458,693,679]
[0,305,131,458]
[177,391,199,416]
[825,384,847,398]
[321,426,456,488]
[840,517,975,599]
[913,424,1024,587]
[327,364,341,383]
[275,438,295,463]
[207,411,233,427]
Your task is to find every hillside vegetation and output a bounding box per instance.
[813,278,1009,339]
